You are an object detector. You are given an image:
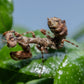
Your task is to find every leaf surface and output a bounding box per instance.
[0,0,13,33]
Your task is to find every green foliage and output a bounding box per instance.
[25,78,53,84]
[0,0,84,84]
[54,43,84,84]
[0,30,84,84]
[72,26,84,42]
[0,0,13,33]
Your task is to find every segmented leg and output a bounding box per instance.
[36,44,48,53]
[39,47,44,77]
[40,29,52,39]
[36,45,45,62]
[22,31,36,38]
[60,39,78,47]
[36,45,45,77]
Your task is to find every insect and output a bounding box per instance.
[41,17,78,49]
[3,31,35,60]
[3,17,78,76]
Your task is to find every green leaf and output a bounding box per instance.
[0,68,39,84]
[25,78,53,84]
[0,0,13,33]
[0,30,65,77]
[0,30,84,84]
[54,41,84,84]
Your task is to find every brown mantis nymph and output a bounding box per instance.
[3,17,78,76]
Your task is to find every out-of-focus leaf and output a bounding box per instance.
[0,34,6,49]
[12,26,29,33]
[25,78,53,84]
[72,27,84,41]
[0,68,39,84]
[0,0,13,33]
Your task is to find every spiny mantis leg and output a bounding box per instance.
[60,39,78,48]
[40,29,52,39]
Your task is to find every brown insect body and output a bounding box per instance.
[48,17,67,48]
[10,51,32,60]
[3,17,78,60]
[3,31,32,60]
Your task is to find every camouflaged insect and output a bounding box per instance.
[3,17,78,61]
